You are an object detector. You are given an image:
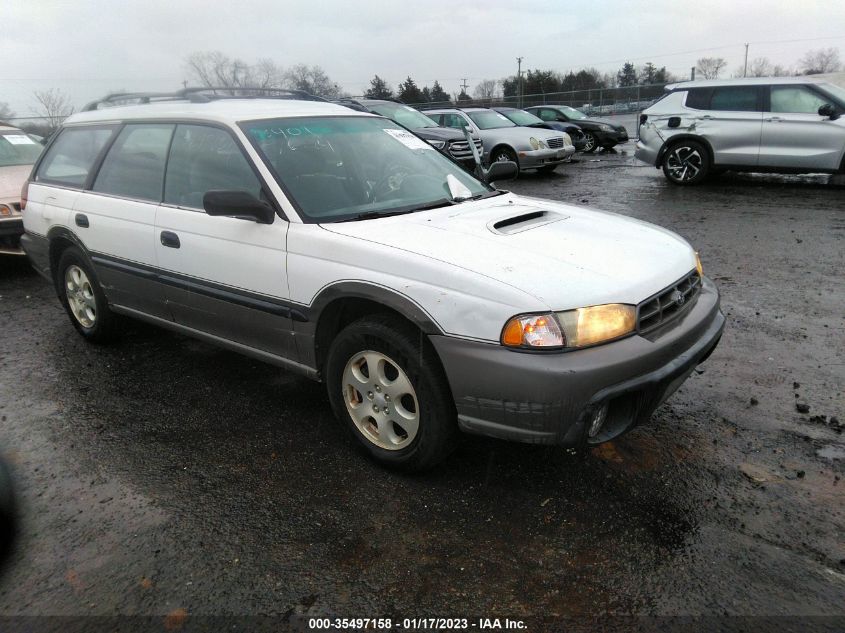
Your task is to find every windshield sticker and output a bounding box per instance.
[3,134,36,145]
[383,128,434,150]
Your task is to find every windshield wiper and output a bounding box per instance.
[453,190,506,203]
[335,199,454,222]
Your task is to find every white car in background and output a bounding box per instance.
[21,90,723,471]
[1,124,43,254]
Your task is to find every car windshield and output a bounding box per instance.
[819,83,845,106]
[466,110,516,130]
[558,106,587,120]
[367,103,439,129]
[499,109,545,126]
[0,131,43,167]
[242,116,493,223]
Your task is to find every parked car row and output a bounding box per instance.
[0,124,43,255]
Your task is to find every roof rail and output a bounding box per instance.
[82,87,328,111]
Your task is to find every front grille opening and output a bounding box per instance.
[546,137,564,149]
[637,270,701,333]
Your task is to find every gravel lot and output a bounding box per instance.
[0,143,843,631]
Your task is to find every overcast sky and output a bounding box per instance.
[2,0,844,119]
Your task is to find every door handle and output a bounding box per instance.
[700,115,713,120]
[74,213,89,228]
[765,116,783,122]
[160,231,180,248]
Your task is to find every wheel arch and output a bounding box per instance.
[488,144,517,165]
[47,227,94,294]
[309,282,445,375]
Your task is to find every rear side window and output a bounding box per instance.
[164,124,261,209]
[536,109,558,121]
[441,113,469,129]
[36,126,115,187]
[684,88,712,110]
[709,86,760,112]
[92,124,174,201]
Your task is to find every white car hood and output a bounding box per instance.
[323,194,696,310]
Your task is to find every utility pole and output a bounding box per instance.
[691,66,696,81]
[182,79,188,89]
[516,56,523,108]
[460,78,469,97]
[743,43,749,77]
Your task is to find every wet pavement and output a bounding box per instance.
[0,144,843,630]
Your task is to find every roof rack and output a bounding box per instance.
[82,87,328,112]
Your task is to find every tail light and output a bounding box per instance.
[20,180,29,211]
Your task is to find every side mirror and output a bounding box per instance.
[484,160,518,183]
[818,103,840,120]
[203,190,275,224]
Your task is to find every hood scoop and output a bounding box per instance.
[488,208,568,235]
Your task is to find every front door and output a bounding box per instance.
[154,123,296,360]
[759,84,845,170]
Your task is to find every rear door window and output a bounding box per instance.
[770,85,831,114]
[92,124,174,201]
[441,113,469,129]
[164,124,262,210]
[35,126,116,188]
[708,86,760,112]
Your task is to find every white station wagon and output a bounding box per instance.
[21,89,724,470]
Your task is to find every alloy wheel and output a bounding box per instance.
[666,146,703,182]
[64,265,96,328]
[342,350,419,451]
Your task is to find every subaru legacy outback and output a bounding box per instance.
[21,90,724,471]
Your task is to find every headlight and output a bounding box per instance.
[694,252,704,278]
[502,304,636,350]
[529,137,540,150]
[599,124,612,132]
[427,139,446,150]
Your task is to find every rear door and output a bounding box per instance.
[759,84,844,170]
[76,123,174,319]
[692,85,763,166]
[154,123,296,359]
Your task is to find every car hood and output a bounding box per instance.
[478,126,563,144]
[413,127,479,142]
[580,117,626,130]
[323,194,695,310]
[0,165,31,202]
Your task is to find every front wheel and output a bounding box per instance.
[325,315,457,471]
[662,140,710,185]
[489,147,520,175]
[582,132,598,153]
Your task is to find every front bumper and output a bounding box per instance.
[0,217,25,256]
[596,129,629,146]
[430,277,724,446]
[518,146,575,168]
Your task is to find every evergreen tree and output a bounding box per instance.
[364,75,393,99]
[397,76,425,104]
[429,81,450,103]
[617,62,638,87]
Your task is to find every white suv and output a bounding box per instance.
[637,77,845,185]
[21,90,724,470]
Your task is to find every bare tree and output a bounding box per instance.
[696,57,727,80]
[799,47,841,74]
[185,51,284,93]
[284,64,341,98]
[472,79,499,101]
[31,89,74,132]
[0,102,14,124]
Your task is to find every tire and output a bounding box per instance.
[582,132,598,153]
[57,247,118,343]
[325,314,458,472]
[489,146,520,175]
[662,140,711,185]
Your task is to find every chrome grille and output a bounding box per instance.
[546,137,564,149]
[448,138,483,159]
[637,270,701,333]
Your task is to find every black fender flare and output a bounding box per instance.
[45,226,97,292]
[308,281,445,336]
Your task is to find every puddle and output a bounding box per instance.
[816,445,845,461]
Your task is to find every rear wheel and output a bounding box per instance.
[326,315,458,472]
[57,248,118,342]
[662,140,710,185]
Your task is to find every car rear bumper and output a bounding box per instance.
[20,231,52,278]
[430,277,724,446]
[0,217,25,256]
